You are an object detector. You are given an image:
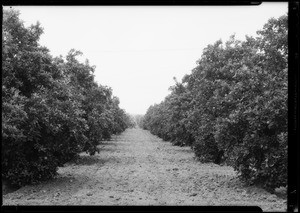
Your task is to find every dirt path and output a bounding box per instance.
[3,128,286,211]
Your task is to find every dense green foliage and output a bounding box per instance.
[131,114,144,128]
[2,9,134,187]
[142,15,287,191]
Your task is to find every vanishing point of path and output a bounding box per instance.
[3,128,286,211]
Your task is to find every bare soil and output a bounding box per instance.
[2,128,286,211]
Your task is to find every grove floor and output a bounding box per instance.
[2,128,286,211]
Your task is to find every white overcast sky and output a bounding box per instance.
[7,3,287,115]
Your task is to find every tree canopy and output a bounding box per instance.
[2,9,134,187]
[142,14,288,191]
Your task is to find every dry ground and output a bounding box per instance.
[2,128,286,211]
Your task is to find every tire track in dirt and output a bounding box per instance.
[3,128,286,210]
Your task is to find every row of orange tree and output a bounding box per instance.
[2,9,134,187]
[142,15,287,191]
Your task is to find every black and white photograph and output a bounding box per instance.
[2,3,292,212]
